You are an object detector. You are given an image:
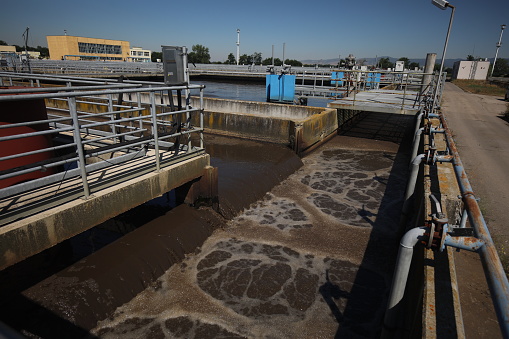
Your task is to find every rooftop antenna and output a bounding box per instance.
[236,29,240,65]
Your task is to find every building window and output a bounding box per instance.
[78,42,122,55]
[144,52,150,56]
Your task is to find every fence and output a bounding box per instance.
[0,72,205,225]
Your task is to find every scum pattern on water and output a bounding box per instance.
[93,143,406,339]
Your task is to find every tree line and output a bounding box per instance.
[151,44,302,66]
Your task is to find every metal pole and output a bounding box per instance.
[272,44,274,66]
[282,43,286,66]
[490,24,506,77]
[149,91,161,171]
[236,29,240,66]
[68,96,90,198]
[200,88,204,149]
[431,4,455,113]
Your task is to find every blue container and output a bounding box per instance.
[331,71,344,86]
[266,74,296,103]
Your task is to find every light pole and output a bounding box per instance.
[490,24,506,77]
[430,0,455,113]
[236,29,240,66]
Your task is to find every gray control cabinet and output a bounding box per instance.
[162,46,187,85]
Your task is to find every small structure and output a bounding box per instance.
[452,60,489,80]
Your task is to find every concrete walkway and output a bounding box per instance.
[441,82,509,338]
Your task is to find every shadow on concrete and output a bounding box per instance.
[332,111,416,337]
[497,111,509,123]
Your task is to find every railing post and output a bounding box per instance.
[402,72,408,110]
[200,87,204,149]
[137,92,143,137]
[107,94,118,142]
[149,90,160,171]
[68,96,90,198]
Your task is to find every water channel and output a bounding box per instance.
[0,81,415,338]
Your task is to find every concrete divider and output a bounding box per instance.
[188,97,339,155]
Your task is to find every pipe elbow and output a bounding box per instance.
[400,226,428,249]
[412,154,425,166]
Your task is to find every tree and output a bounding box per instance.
[284,59,302,67]
[238,54,249,65]
[467,54,475,61]
[188,44,210,64]
[398,57,410,69]
[252,52,262,64]
[409,62,420,70]
[0,40,8,46]
[493,58,509,77]
[151,51,162,62]
[379,57,393,69]
[226,53,236,64]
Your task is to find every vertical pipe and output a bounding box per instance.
[200,87,204,149]
[68,96,90,198]
[149,91,160,171]
[383,226,429,334]
[182,46,191,153]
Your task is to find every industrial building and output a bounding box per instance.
[128,47,151,62]
[46,35,130,61]
[452,60,490,80]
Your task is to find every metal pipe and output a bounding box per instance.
[0,83,141,94]
[0,84,204,102]
[410,128,424,163]
[383,226,429,332]
[440,112,509,337]
[491,24,506,78]
[400,154,425,229]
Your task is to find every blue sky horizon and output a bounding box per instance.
[1,0,507,63]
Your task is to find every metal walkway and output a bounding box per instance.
[0,72,210,269]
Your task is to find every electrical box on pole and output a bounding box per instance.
[162,46,187,85]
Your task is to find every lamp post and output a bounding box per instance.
[236,29,240,66]
[430,0,455,113]
[490,24,506,77]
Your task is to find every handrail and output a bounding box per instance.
[0,74,205,226]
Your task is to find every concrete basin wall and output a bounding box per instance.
[185,97,338,153]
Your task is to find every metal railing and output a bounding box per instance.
[384,92,509,337]
[0,72,205,225]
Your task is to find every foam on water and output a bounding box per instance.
[93,137,408,338]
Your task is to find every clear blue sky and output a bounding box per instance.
[1,0,507,62]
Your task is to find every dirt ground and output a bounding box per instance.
[441,82,509,338]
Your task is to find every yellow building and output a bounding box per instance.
[46,35,130,61]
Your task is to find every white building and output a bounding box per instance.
[452,60,490,80]
[128,47,151,62]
